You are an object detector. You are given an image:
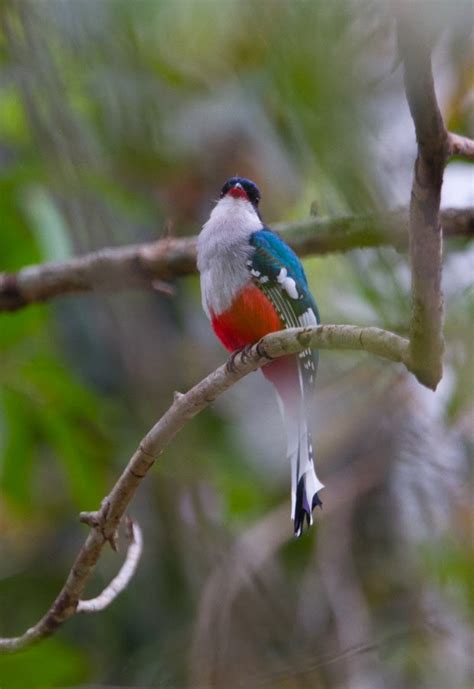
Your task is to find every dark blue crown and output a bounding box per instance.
[220,177,261,207]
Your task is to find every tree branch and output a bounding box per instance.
[0,323,409,654]
[397,4,456,390]
[448,132,474,161]
[0,238,197,312]
[0,207,472,312]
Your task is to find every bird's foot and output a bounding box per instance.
[226,344,254,373]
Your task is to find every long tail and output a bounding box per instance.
[284,404,324,537]
[264,356,324,537]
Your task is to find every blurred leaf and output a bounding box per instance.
[0,86,28,142]
[0,387,36,508]
[21,187,73,262]
[421,538,474,615]
[0,637,87,689]
[1,355,110,513]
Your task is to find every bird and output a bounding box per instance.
[197,176,324,537]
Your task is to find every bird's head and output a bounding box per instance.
[220,177,261,211]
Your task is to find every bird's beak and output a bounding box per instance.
[228,182,248,201]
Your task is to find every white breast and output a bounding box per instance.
[197,196,263,317]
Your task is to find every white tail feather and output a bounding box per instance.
[278,395,324,537]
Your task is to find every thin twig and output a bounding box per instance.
[0,323,409,654]
[0,207,472,312]
[77,519,143,614]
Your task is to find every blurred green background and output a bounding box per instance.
[0,1,473,688]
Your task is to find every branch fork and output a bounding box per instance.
[79,499,119,551]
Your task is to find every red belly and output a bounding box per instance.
[211,284,297,394]
[211,283,283,351]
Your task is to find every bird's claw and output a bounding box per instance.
[226,344,254,373]
[240,344,254,363]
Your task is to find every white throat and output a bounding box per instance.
[197,195,263,317]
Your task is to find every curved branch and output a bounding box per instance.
[0,207,472,312]
[0,323,409,654]
[77,519,143,614]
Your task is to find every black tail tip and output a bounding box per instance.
[294,488,323,538]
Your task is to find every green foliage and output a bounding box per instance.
[421,538,474,616]
[0,638,87,689]
[1,354,110,512]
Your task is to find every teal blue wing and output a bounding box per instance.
[248,228,320,390]
[249,228,320,322]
